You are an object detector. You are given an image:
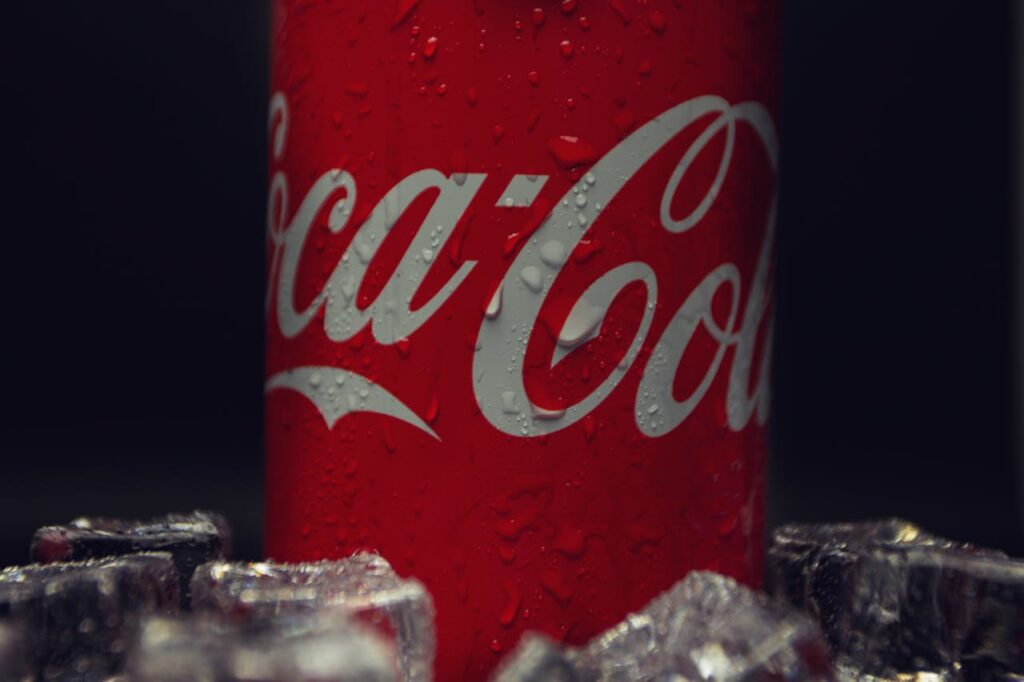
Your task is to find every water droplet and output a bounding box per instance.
[582,414,597,442]
[504,196,515,207]
[466,87,479,106]
[531,404,566,421]
[485,283,503,319]
[493,124,506,142]
[540,569,575,605]
[501,391,520,415]
[559,40,574,59]
[520,266,544,293]
[626,522,664,553]
[355,240,374,264]
[426,394,440,423]
[423,36,439,59]
[560,0,578,14]
[345,81,369,98]
[637,59,653,76]
[584,171,596,185]
[391,0,421,28]
[574,193,587,208]
[610,0,632,24]
[547,135,599,169]
[527,70,540,87]
[572,238,603,264]
[552,524,586,557]
[499,582,521,626]
[308,372,322,388]
[422,247,435,263]
[578,15,591,30]
[503,231,528,258]
[647,403,659,414]
[558,298,604,348]
[539,240,567,269]
[613,109,638,138]
[717,511,739,536]
[527,108,542,132]
[648,9,668,33]
[532,7,546,26]
[498,544,517,563]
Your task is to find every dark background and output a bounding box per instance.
[0,1,1017,569]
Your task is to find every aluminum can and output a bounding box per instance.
[266,1,780,677]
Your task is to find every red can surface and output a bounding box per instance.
[266,1,779,678]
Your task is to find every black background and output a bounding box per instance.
[0,1,1018,569]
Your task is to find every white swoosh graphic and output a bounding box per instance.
[265,366,439,440]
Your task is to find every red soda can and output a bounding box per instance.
[265,1,780,678]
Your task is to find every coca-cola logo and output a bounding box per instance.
[265,92,776,440]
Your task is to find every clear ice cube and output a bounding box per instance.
[576,571,832,681]
[127,612,396,682]
[0,620,30,682]
[767,519,1024,679]
[490,633,579,682]
[31,510,231,609]
[0,552,179,680]
[191,552,433,682]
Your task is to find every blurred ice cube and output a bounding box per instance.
[0,620,30,682]
[833,664,956,681]
[191,553,434,682]
[767,519,1024,679]
[128,612,396,682]
[0,553,178,681]
[490,633,579,682]
[576,571,832,681]
[31,510,231,608]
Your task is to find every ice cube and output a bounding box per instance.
[767,520,1024,679]
[576,571,832,681]
[490,633,580,682]
[0,552,179,680]
[191,552,434,682]
[127,612,396,682]
[833,664,956,681]
[0,620,30,682]
[31,510,231,608]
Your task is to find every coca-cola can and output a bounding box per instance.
[265,1,780,678]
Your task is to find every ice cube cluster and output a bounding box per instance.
[0,552,179,681]
[3,511,1024,681]
[31,510,230,608]
[127,613,396,682]
[766,519,1024,680]
[0,511,427,681]
[191,554,435,682]
[492,571,832,682]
